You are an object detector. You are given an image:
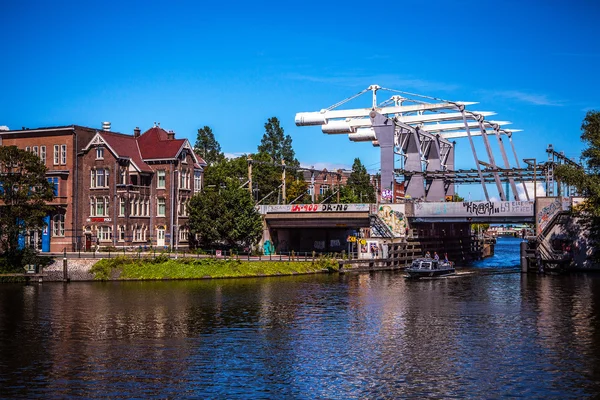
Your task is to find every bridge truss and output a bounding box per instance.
[295,84,537,202]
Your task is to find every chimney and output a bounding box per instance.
[102,121,111,131]
[133,127,141,137]
[167,130,175,140]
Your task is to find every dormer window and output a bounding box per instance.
[96,146,104,160]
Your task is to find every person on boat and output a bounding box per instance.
[434,252,439,261]
[425,251,431,258]
[444,253,449,263]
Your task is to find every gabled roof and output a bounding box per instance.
[83,131,153,172]
[137,127,186,160]
[193,153,207,170]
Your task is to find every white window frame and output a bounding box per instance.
[320,185,329,195]
[33,146,38,157]
[118,225,126,242]
[157,198,166,216]
[52,214,65,237]
[96,147,104,160]
[60,144,67,165]
[98,226,112,241]
[53,145,59,165]
[157,170,166,189]
[40,146,46,164]
[119,197,126,217]
[194,171,202,193]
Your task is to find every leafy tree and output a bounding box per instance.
[204,155,248,188]
[287,179,311,204]
[254,117,300,204]
[194,126,224,166]
[344,158,376,203]
[188,178,262,249]
[0,146,54,266]
[257,117,299,167]
[554,110,600,261]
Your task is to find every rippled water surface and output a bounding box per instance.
[2,238,600,398]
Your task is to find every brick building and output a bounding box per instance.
[301,169,350,202]
[0,124,205,252]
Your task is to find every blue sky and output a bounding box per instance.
[2,0,599,200]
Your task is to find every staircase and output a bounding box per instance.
[369,214,395,238]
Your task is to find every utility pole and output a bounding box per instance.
[247,155,253,195]
[281,159,286,204]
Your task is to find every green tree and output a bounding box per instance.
[554,110,600,261]
[194,126,224,166]
[344,158,376,203]
[0,146,54,266]
[204,155,248,188]
[257,117,299,167]
[287,179,310,204]
[188,178,262,249]
[254,117,300,204]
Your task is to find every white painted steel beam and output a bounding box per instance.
[295,102,478,126]
[441,129,522,139]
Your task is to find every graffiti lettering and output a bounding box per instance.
[537,199,562,234]
[463,202,500,216]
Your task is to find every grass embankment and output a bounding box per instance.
[90,256,339,280]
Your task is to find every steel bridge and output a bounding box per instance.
[295,85,580,202]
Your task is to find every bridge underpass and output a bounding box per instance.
[260,204,372,253]
[259,201,535,256]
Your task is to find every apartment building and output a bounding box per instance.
[0,124,205,252]
[0,125,97,252]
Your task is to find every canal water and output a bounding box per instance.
[2,237,600,398]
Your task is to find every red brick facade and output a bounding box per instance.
[0,124,205,252]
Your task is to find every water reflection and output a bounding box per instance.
[1,242,600,398]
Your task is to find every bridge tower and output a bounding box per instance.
[295,85,528,201]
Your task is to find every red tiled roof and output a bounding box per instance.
[137,127,185,160]
[99,132,153,172]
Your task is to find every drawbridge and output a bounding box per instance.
[295,85,579,202]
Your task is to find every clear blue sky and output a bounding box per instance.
[2,0,599,200]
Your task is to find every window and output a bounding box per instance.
[90,196,109,216]
[47,177,59,196]
[194,171,202,193]
[157,170,166,189]
[119,197,126,216]
[25,146,31,152]
[178,170,190,189]
[52,214,65,237]
[120,169,126,185]
[40,146,46,164]
[90,169,109,188]
[134,224,146,242]
[53,145,59,165]
[96,147,104,159]
[33,146,38,157]
[60,145,67,165]
[118,225,126,241]
[98,226,112,241]
[157,198,166,216]
[179,226,189,242]
[320,185,329,195]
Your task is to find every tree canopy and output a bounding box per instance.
[194,126,224,166]
[187,178,263,249]
[554,110,600,261]
[0,146,54,264]
[253,117,300,204]
[339,158,376,203]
